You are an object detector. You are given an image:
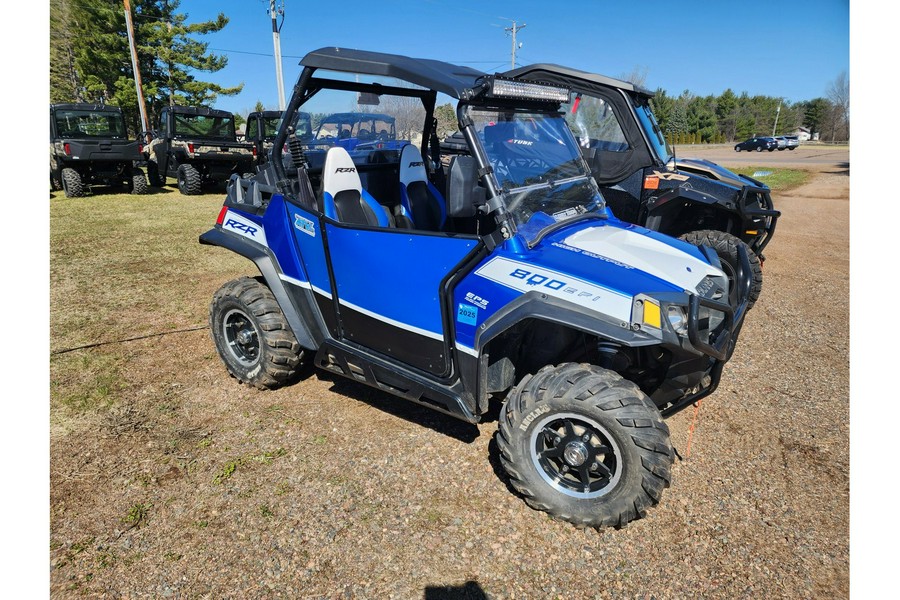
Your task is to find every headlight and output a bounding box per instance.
[666,306,688,335]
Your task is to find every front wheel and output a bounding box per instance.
[147,161,164,186]
[130,168,148,195]
[209,277,304,390]
[497,363,673,529]
[755,146,763,152]
[680,229,763,309]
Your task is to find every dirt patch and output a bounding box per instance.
[49,172,849,598]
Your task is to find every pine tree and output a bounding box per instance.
[48,0,243,133]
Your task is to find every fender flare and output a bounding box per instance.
[199,227,319,350]
[645,186,735,233]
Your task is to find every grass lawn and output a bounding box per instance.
[729,166,812,192]
[50,185,251,416]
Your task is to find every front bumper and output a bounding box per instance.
[656,244,752,417]
[736,178,781,258]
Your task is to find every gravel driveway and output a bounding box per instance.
[49,158,849,598]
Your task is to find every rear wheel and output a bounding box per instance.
[130,168,148,195]
[497,363,673,529]
[177,164,201,195]
[209,277,304,390]
[734,146,740,152]
[50,171,62,191]
[61,168,83,198]
[680,229,763,309]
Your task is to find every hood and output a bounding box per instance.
[674,157,769,190]
[478,220,728,326]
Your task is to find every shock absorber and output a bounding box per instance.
[288,135,308,170]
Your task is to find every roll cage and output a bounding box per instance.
[271,48,600,246]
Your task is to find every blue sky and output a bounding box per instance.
[172,0,850,115]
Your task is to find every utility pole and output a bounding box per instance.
[772,102,781,136]
[269,0,286,110]
[505,21,525,68]
[123,0,149,135]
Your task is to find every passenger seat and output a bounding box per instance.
[321,146,390,227]
[399,144,446,231]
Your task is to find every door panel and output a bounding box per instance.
[324,224,479,375]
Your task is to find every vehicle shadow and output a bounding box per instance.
[827,161,850,176]
[423,581,488,599]
[316,371,481,444]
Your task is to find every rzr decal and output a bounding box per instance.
[222,211,268,246]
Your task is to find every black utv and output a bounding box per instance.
[509,64,782,307]
[50,103,148,198]
[444,66,781,308]
[146,105,254,195]
[245,110,282,167]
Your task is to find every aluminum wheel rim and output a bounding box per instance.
[222,308,260,367]
[529,412,623,499]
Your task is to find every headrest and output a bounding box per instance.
[482,121,516,145]
[322,147,361,197]
[399,144,428,187]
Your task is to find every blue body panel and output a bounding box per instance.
[283,201,332,295]
[325,225,478,336]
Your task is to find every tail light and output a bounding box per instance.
[188,143,195,154]
[252,146,257,157]
[138,143,143,154]
[63,143,71,156]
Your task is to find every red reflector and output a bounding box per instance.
[571,96,581,114]
[188,143,195,154]
[138,143,143,154]
[252,146,257,156]
[216,206,228,225]
[64,143,71,156]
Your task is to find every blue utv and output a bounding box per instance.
[200,48,751,529]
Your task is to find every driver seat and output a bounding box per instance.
[399,144,446,231]
[321,147,390,227]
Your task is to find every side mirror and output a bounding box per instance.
[446,155,485,218]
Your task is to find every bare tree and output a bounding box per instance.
[826,71,849,141]
[374,94,426,142]
[618,66,649,88]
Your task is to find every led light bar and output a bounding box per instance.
[487,76,570,103]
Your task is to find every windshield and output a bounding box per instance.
[469,108,607,244]
[262,117,281,139]
[54,110,126,139]
[173,113,235,141]
[634,102,671,162]
[314,113,395,142]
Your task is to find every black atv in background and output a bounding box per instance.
[50,103,148,198]
[145,105,254,195]
[505,64,781,308]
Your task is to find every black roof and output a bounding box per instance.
[50,103,123,113]
[164,105,235,118]
[503,64,655,98]
[299,47,486,99]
